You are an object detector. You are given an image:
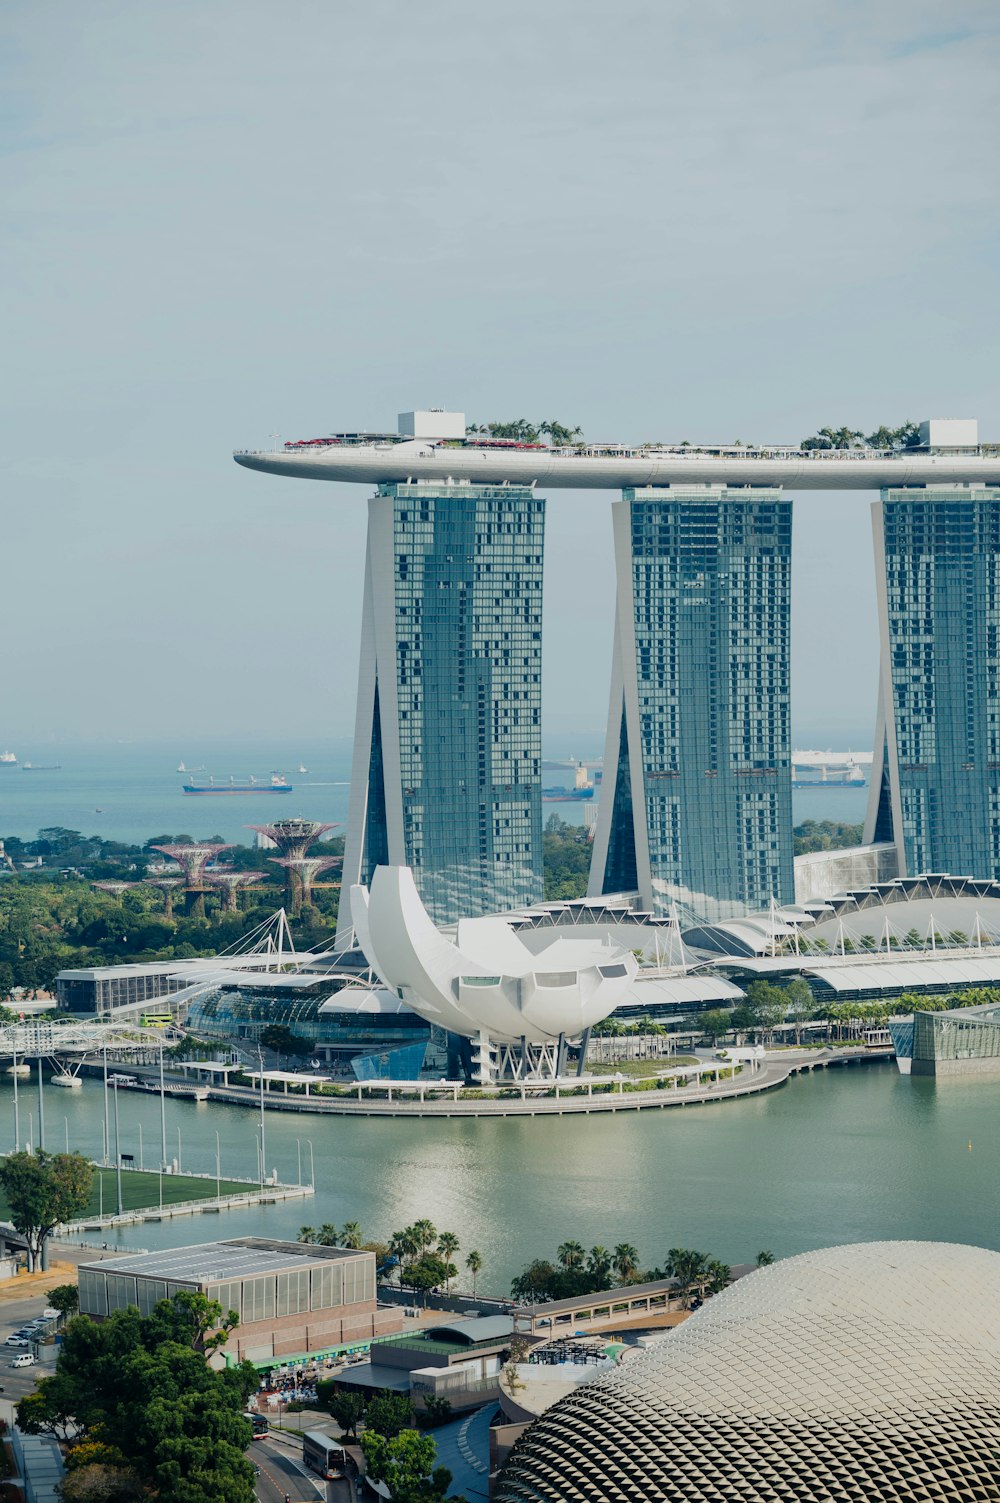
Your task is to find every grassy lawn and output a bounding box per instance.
[0,1167,254,1222]
[589,1056,699,1078]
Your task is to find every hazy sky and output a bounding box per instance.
[4,0,999,750]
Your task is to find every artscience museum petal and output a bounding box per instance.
[350,866,638,1081]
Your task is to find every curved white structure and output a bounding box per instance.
[235,441,1000,491]
[351,866,638,1078]
[497,1240,1000,1503]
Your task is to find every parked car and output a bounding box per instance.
[10,1353,35,1368]
[4,1337,27,1348]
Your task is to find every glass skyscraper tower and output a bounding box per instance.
[589,486,795,922]
[336,481,545,943]
[866,486,1000,879]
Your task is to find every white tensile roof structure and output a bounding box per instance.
[351,865,638,1046]
[496,1240,1000,1503]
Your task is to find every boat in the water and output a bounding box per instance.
[183,774,293,796]
[0,752,17,767]
[21,763,61,771]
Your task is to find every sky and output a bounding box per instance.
[3,0,999,751]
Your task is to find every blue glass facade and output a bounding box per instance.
[349,483,545,927]
[594,486,794,921]
[875,487,1000,878]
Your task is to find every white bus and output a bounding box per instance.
[302,1430,345,1481]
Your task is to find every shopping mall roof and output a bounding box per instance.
[805,955,1000,995]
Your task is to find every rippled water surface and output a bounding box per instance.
[11,1061,1000,1287]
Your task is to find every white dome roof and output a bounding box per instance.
[496,1241,1000,1503]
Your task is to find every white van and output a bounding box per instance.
[10,1352,35,1368]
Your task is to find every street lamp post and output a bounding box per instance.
[12,1050,19,1152]
[102,1046,110,1166]
[215,1130,221,1200]
[307,1139,314,1188]
[296,1138,301,1186]
[257,1048,266,1189]
[113,1080,123,1216]
[36,1058,45,1151]
[159,1045,167,1171]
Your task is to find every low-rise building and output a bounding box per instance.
[335,1315,514,1413]
[77,1237,401,1365]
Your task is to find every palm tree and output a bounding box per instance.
[557,1240,585,1271]
[411,1218,437,1254]
[389,1228,418,1288]
[437,1231,460,1292]
[612,1243,640,1284]
[755,1250,775,1267]
[665,1248,710,1307]
[587,1246,612,1287]
[465,1250,483,1296]
[317,1223,339,1246]
[340,1220,363,1250]
[298,1225,317,1244]
[705,1260,731,1295]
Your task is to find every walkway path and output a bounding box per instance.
[128,1048,891,1119]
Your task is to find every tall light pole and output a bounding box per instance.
[36,1058,45,1151]
[296,1138,302,1186]
[307,1139,314,1189]
[12,1050,19,1152]
[102,1046,110,1166]
[215,1130,221,1200]
[257,1047,266,1189]
[177,1126,182,1175]
[158,1045,167,1170]
[138,1123,143,1172]
[113,1080,123,1216]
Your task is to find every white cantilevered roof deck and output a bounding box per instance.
[234,440,1000,491]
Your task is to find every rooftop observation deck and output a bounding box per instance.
[234,431,1000,492]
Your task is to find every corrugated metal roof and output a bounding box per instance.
[807,956,1000,994]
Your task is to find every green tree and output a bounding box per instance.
[436,1232,460,1291]
[327,1388,366,1440]
[465,1250,483,1295]
[360,1429,456,1503]
[587,1246,612,1287]
[17,1294,257,1503]
[410,1218,437,1254]
[316,1223,339,1246]
[664,1248,711,1307]
[364,1392,414,1439]
[340,1220,363,1249]
[612,1243,640,1283]
[699,1009,733,1042]
[557,1240,585,1270]
[0,1150,93,1271]
[756,1250,775,1266]
[45,1282,80,1321]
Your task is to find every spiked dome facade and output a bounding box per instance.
[496,1240,1000,1503]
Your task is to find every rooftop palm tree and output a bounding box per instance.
[466,1250,483,1297]
[612,1243,640,1284]
[557,1240,585,1271]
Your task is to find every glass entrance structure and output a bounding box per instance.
[866,486,1000,879]
[590,486,794,922]
[336,482,545,942]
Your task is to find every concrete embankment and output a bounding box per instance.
[124,1049,891,1120]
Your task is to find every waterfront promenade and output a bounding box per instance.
[134,1047,890,1120]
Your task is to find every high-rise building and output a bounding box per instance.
[589,486,794,921]
[866,485,1000,879]
[336,480,545,943]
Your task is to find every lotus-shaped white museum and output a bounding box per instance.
[351,867,639,1082]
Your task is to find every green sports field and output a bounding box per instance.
[0,1167,256,1223]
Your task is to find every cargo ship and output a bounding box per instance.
[182,774,293,796]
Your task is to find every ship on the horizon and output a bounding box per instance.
[0,752,17,767]
[21,763,61,771]
[182,773,293,796]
